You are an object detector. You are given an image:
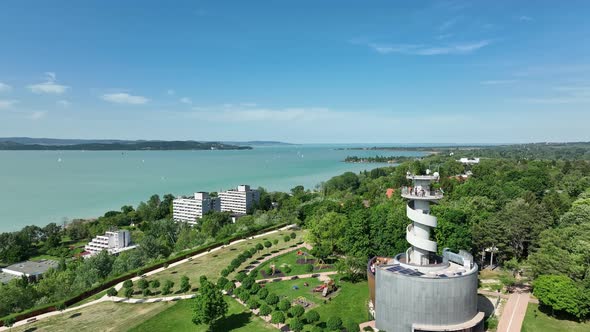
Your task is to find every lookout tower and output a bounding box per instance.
[367,170,484,332]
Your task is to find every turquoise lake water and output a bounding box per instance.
[0,145,424,232]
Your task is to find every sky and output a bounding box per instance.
[0,0,589,144]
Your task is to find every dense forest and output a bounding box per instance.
[1,143,589,322]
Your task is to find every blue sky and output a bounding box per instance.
[0,0,589,143]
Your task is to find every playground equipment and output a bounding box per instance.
[312,279,336,297]
[294,296,312,308]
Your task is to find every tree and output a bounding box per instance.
[124,287,134,298]
[142,288,151,296]
[235,272,247,282]
[258,287,269,300]
[289,317,305,332]
[192,278,228,331]
[289,304,305,318]
[273,239,279,246]
[336,255,367,283]
[305,264,314,273]
[256,243,264,251]
[247,298,259,309]
[150,279,160,289]
[304,310,320,324]
[290,232,297,239]
[307,212,347,254]
[179,275,191,293]
[2,317,15,329]
[284,235,291,243]
[533,275,588,318]
[107,287,118,297]
[265,293,279,305]
[264,241,272,251]
[326,316,343,331]
[259,304,272,316]
[277,299,291,311]
[250,282,261,294]
[123,280,133,289]
[271,311,286,325]
[137,278,149,290]
[162,280,174,295]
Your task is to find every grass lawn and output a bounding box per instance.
[11,301,171,332]
[262,276,369,332]
[130,297,275,332]
[256,249,336,278]
[521,303,590,332]
[141,229,304,295]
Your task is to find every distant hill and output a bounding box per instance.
[0,137,292,147]
[0,140,252,151]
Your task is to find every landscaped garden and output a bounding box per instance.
[255,249,337,278]
[135,229,305,297]
[228,274,369,332]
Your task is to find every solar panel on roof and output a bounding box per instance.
[410,271,424,276]
[386,265,403,272]
[438,274,448,278]
[399,269,412,275]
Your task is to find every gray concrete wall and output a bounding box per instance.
[375,269,479,332]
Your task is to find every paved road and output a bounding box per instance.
[497,291,530,332]
[0,224,298,331]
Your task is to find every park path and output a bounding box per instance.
[496,291,530,332]
[255,271,337,283]
[0,224,297,332]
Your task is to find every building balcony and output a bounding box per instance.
[401,187,443,200]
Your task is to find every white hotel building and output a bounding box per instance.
[173,192,219,225]
[219,185,260,214]
[84,230,135,256]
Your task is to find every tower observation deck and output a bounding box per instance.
[367,170,484,332]
[401,172,443,265]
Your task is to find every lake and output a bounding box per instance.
[0,145,425,232]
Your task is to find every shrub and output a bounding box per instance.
[107,287,118,297]
[142,288,151,296]
[289,304,305,318]
[284,235,291,242]
[277,298,291,311]
[235,272,247,282]
[247,298,259,309]
[250,247,258,255]
[290,232,296,239]
[326,317,342,331]
[124,287,134,298]
[221,268,230,277]
[2,318,15,328]
[283,266,292,274]
[137,278,149,290]
[310,326,323,332]
[256,243,264,251]
[305,264,314,273]
[217,276,229,289]
[223,281,235,294]
[250,282,261,294]
[123,280,133,288]
[56,302,66,311]
[241,277,255,289]
[150,280,160,289]
[238,291,251,302]
[289,317,304,332]
[266,293,279,305]
[258,287,269,300]
[305,310,320,324]
[179,275,191,293]
[273,239,279,245]
[162,280,174,295]
[270,311,286,324]
[264,241,272,249]
[259,304,272,316]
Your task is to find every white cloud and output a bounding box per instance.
[0,82,12,93]
[180,97,192,104]
[0,99,18,109]
[519,15,533,22]
[480,80,517,85]
[188,105,334,122]
[28,111,47,120]
[28,72,69,94]
[101,93,149,105]
[369,40,491,55]
[57,99,71,107]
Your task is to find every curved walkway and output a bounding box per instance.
[0,224,297,331]
[256,271,337,283]
[497,290,530,332]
